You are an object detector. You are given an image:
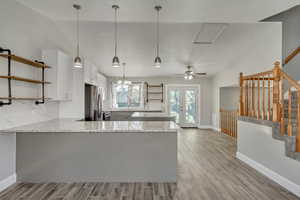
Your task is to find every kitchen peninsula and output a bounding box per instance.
[1,119,178,183]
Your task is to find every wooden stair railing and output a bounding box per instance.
[284,46,300,65]
[220,109,238,138]
[239,61,300,152]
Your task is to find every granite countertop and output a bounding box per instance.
[0,119,179,134]
[131,112,173,118]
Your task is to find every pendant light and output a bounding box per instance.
[73,4,82,68]
[118,63,131,85]
[154,5,162,68]
[112,5,120,68]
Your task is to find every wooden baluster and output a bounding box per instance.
[231,111,233,137]
[239,73,244,116]
[296,91,300,152]
[226,111,229,135]
[257,77,260,119]
[227,111,230,135]
[225,111,226,134]
[245,80,248,116]
[262,76,266,120]
[268,74,271,120]
[273,61,281,122]
[252,79,255,117]
[236,110,238,138]
[288,88,292,136]
[233,111,236,137]
[280,77,285,135]
[230,112,232,136]
[248,80,251,117]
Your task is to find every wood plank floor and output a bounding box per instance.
[1,129,299,200]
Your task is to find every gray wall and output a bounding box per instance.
[220,87,239,110]
[237,120,300,195]
[264,5,300,80]
[17,132,177,182]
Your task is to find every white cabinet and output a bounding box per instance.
[84,61,97,85]
[42,50,73,101]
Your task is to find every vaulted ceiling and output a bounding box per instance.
[15,0,298,77]
[16,0,299,23]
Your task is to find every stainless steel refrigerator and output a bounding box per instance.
[85,83,102,121]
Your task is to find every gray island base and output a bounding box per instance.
[2,119,179,183]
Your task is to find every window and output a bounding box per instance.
[112,82,143,108]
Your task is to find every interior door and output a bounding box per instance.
[167,86,199,127]
[181,88,198,127]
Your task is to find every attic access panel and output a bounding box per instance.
[193,23,228,44]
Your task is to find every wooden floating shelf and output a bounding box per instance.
[148,85,163,88]
[0,97,50,101]
[0,54,51,69]
[0,75,51,84]
[148,98,163,100]
[145,82,164,103]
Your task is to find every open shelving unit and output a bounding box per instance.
[0,47,51,107]
[145,82,164,103]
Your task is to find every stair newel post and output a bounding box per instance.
[297,91,300,152]
[272,61,281,122]
[239,72,244,116]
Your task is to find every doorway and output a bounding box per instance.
[167,85,199,127]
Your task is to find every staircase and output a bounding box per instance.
[239,55,300,161]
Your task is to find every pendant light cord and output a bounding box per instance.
[76,8,80,57]
[156,8,160,57]
[114,6,118,57]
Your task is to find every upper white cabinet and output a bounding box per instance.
[84,61,98,85]
[42,50,73,101]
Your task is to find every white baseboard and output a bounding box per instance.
[0,174,16,193]
[236,152,300,197]
[212,127,221,132]
[197,125,220,132]
[198,125,213,129]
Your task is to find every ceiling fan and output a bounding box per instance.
[179,66,207,80]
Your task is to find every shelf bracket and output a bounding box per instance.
[35,60,45,105]
[0,47,12,107]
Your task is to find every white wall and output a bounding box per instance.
[211,23,282,129]
[0,0,73,186]
[107,76,213,127]
[237,120,300,197]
